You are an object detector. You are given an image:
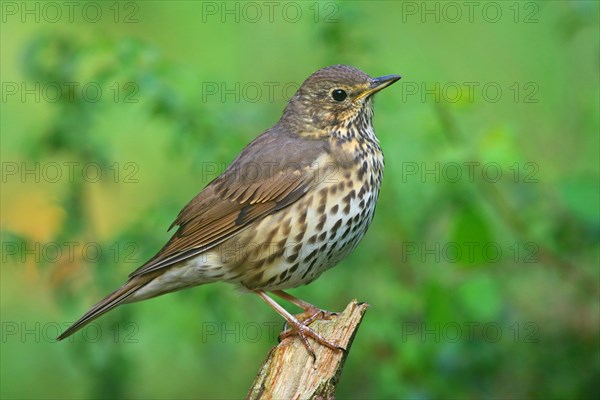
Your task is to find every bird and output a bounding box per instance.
[57,64,400,358]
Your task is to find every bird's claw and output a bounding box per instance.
[278,308,345,361]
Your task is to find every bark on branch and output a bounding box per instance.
[247,299,369,400]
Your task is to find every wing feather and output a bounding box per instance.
[129,129,326,278]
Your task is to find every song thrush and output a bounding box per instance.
[57,65,400,358]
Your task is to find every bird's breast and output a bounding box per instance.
[215,131,385,291]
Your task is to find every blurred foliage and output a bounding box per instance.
[1,1,599,399]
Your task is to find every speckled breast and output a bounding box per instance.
[225,128,385,291]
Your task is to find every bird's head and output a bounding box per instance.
[280,64,400,137]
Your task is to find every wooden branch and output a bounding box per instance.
[247,299,369,400]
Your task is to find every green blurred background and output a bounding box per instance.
[1,1,599,399]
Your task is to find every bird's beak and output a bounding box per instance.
[355,74,402,102]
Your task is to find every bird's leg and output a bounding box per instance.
[254,290,344,361]
[270,290,341,349]
[271,290,338,322]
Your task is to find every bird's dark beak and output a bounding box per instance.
[355,74,401,101]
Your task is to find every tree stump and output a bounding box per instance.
[247,300,369,399]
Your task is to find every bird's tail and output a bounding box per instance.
[56,277,151,341]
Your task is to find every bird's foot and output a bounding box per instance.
[278,307,344,361]
[255,290,344,361]
[277,315,345,361]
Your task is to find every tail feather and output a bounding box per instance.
[57,278,149,341]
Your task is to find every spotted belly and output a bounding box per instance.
[219,166,381,291]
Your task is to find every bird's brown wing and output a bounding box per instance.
[128,128,327,278]
[56,130,326,341]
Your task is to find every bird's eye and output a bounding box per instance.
[331,89,347,102]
